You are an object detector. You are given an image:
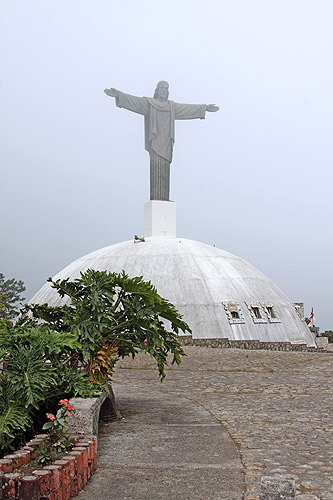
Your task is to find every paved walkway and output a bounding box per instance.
[78,347,333,500]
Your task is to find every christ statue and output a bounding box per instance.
[104,81,219,201]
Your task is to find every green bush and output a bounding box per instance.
[0,375,31,452]
[26,269,190,381]
[0,319,96,455]
[0,269,190,456]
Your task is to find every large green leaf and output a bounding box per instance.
[3,345,57,408]
[0,376,31,451]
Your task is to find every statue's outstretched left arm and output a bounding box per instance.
[206,104,219,112]
[174,102,219,120]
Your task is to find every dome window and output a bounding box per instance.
[245,302,267,324]
[223,301,245,324]
[253,307,261,318]
[262,303,281,323]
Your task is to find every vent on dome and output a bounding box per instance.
[245,302,267,324]
[262,303,281,323]
[223,301,245,325]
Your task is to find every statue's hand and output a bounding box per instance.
[206,104,219,112]
[104,88,119,97]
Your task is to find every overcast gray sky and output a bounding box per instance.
[1,0,332,330]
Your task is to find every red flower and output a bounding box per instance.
[59,399,69,405]
[67,404,74,412]
[47,414,55,421]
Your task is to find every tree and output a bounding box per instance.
[0,274,25,320]
[322,330,333,343]
[25,269,191,381]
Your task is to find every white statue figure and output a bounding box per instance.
[104,81,219,201]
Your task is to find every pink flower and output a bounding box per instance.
[47,414,55,421]
[57,442,61,446]
[144,339,148,346]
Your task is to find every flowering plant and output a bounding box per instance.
[37,399,74,465]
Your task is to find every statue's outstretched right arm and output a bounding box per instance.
[104,88,119,98]
[104,87,148,115]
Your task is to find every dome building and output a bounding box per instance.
[30,200,315,347]
[30,81,315,346]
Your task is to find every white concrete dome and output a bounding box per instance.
[30,236,315,346]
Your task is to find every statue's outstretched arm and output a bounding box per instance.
[206,104,219,112]
[104,88,148,115]
[104,88,119,98]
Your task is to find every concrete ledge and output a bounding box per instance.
[66,387,118,436]
[315,337,328,349]
[315,337,333,352]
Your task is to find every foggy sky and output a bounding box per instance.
[1,0,332,329]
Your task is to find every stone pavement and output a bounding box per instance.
[78,347,333,500]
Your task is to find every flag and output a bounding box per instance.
[307,308,314,328]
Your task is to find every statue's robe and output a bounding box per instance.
[115,92,207,200]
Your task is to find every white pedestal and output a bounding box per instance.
[144,201,176,238]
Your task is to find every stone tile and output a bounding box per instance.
[80,347,333,499]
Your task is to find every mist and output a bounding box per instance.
[1,0,332,329]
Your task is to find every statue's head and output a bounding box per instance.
[154,81,169,101]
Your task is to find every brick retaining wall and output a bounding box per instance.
[0,434,97,499]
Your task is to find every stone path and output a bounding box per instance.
[79,347,333,500]
[78,369,243,499]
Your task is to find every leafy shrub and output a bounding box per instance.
[26,269,190,381]
[0,320,96,456]
[0,269,190,456]
[0,375,31,452]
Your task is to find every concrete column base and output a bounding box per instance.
[144,200,176,238]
